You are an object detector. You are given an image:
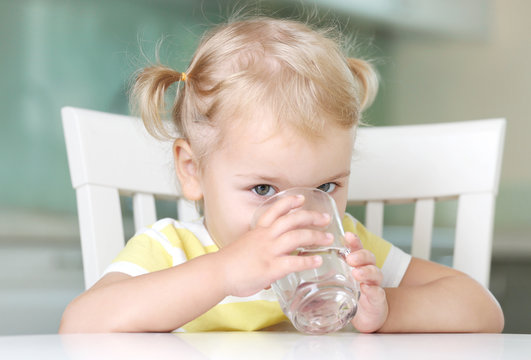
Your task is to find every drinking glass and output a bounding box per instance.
[252,188,359,334]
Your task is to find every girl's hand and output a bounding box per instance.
[344,232,388,333]
[216,195,334,298]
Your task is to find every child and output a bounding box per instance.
[60,17,504,333]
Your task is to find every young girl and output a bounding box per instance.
[60,17,504,333]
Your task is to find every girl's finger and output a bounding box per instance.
[268,209,330,239]
[344,232,363,252]
[272,254,323,280]
[275,229,334,255]
[346,249,376,267]
[254,194,305,228]
[360,284,387,306]
[352,265,383,286]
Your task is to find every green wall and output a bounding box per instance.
[0,0,383,214]
[0,0,213,212]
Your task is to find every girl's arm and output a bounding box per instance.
[380,257,504,333]
[59,252,227,333]
[59,195,333,333]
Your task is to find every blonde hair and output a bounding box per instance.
[131,17,378,162]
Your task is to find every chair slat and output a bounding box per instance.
[411,198,435,260]
[76,184,124,289]
[454,192,495,287]
[177,198,201,222]
[365,201,384,237]
[133,193,157,231]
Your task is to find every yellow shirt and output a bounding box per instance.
[103,214,410,332]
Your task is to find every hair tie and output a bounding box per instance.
[180,72,187,82]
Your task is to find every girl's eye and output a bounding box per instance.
[317,183,337,193]
[252,184,276,197]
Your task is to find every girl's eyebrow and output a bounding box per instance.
[319,170,351,183]
[235,170,351,184]
[234,174,283,183]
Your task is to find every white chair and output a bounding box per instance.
[62,107,200,289]
[348,119,505,287]
[62,107,505,289]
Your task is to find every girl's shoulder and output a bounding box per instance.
[105,217,217,276]
[140,217,217,251]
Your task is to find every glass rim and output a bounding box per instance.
[257,187,333,206]
[252,187,338,228]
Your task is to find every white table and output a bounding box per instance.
[1,332,530,359]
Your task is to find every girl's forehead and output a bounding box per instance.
[211,118,355,189]
[217,107,353,149]
[217,110,283,145]
[218,115,354,157]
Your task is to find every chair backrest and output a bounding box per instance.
[62,107,505,289]
[348,119,505,287]
[62,107,197,289]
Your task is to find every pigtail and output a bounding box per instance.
[346,58,379,111]
[130,64,186,139]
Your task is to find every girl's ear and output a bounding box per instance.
[173,139,203,201]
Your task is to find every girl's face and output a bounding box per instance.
[196,117,354,248]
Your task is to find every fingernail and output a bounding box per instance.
[313,255,323,266]
[325,232,334,241]
[322,213,330,221]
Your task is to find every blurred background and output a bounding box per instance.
[1,0,530,334]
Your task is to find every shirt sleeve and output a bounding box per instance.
[102,224,180,278]
[342,213,411,288]
[101,218,217,279]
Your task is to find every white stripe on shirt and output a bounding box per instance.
[141,228,187,266]
[219,289,278,305]
[381,246,411,288]
[103,261,149,277]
